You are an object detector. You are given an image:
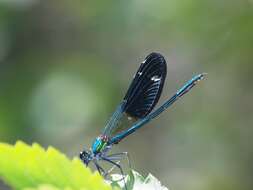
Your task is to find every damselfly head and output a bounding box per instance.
[80,150,92,166]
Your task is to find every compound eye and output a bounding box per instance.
[79,151,91,166]
[79,151,88,160]
[79,151,84,160]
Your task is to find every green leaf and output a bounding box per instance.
[0,141,169,190]
[0,141,112,190]
[22,184,74,190]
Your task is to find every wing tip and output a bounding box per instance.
[145,52,166,61]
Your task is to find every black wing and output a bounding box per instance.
[123,52,167,118]
[103,52,167,137]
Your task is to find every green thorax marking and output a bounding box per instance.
[91,135,108,154]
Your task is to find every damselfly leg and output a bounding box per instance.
[102,156,127,189]
[106,152,131,169]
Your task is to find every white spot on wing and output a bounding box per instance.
[151,75,161,82]
[138,72,142,76]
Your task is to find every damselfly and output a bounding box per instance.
[80,52,205,178]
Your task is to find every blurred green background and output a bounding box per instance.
[0,0,252,190]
